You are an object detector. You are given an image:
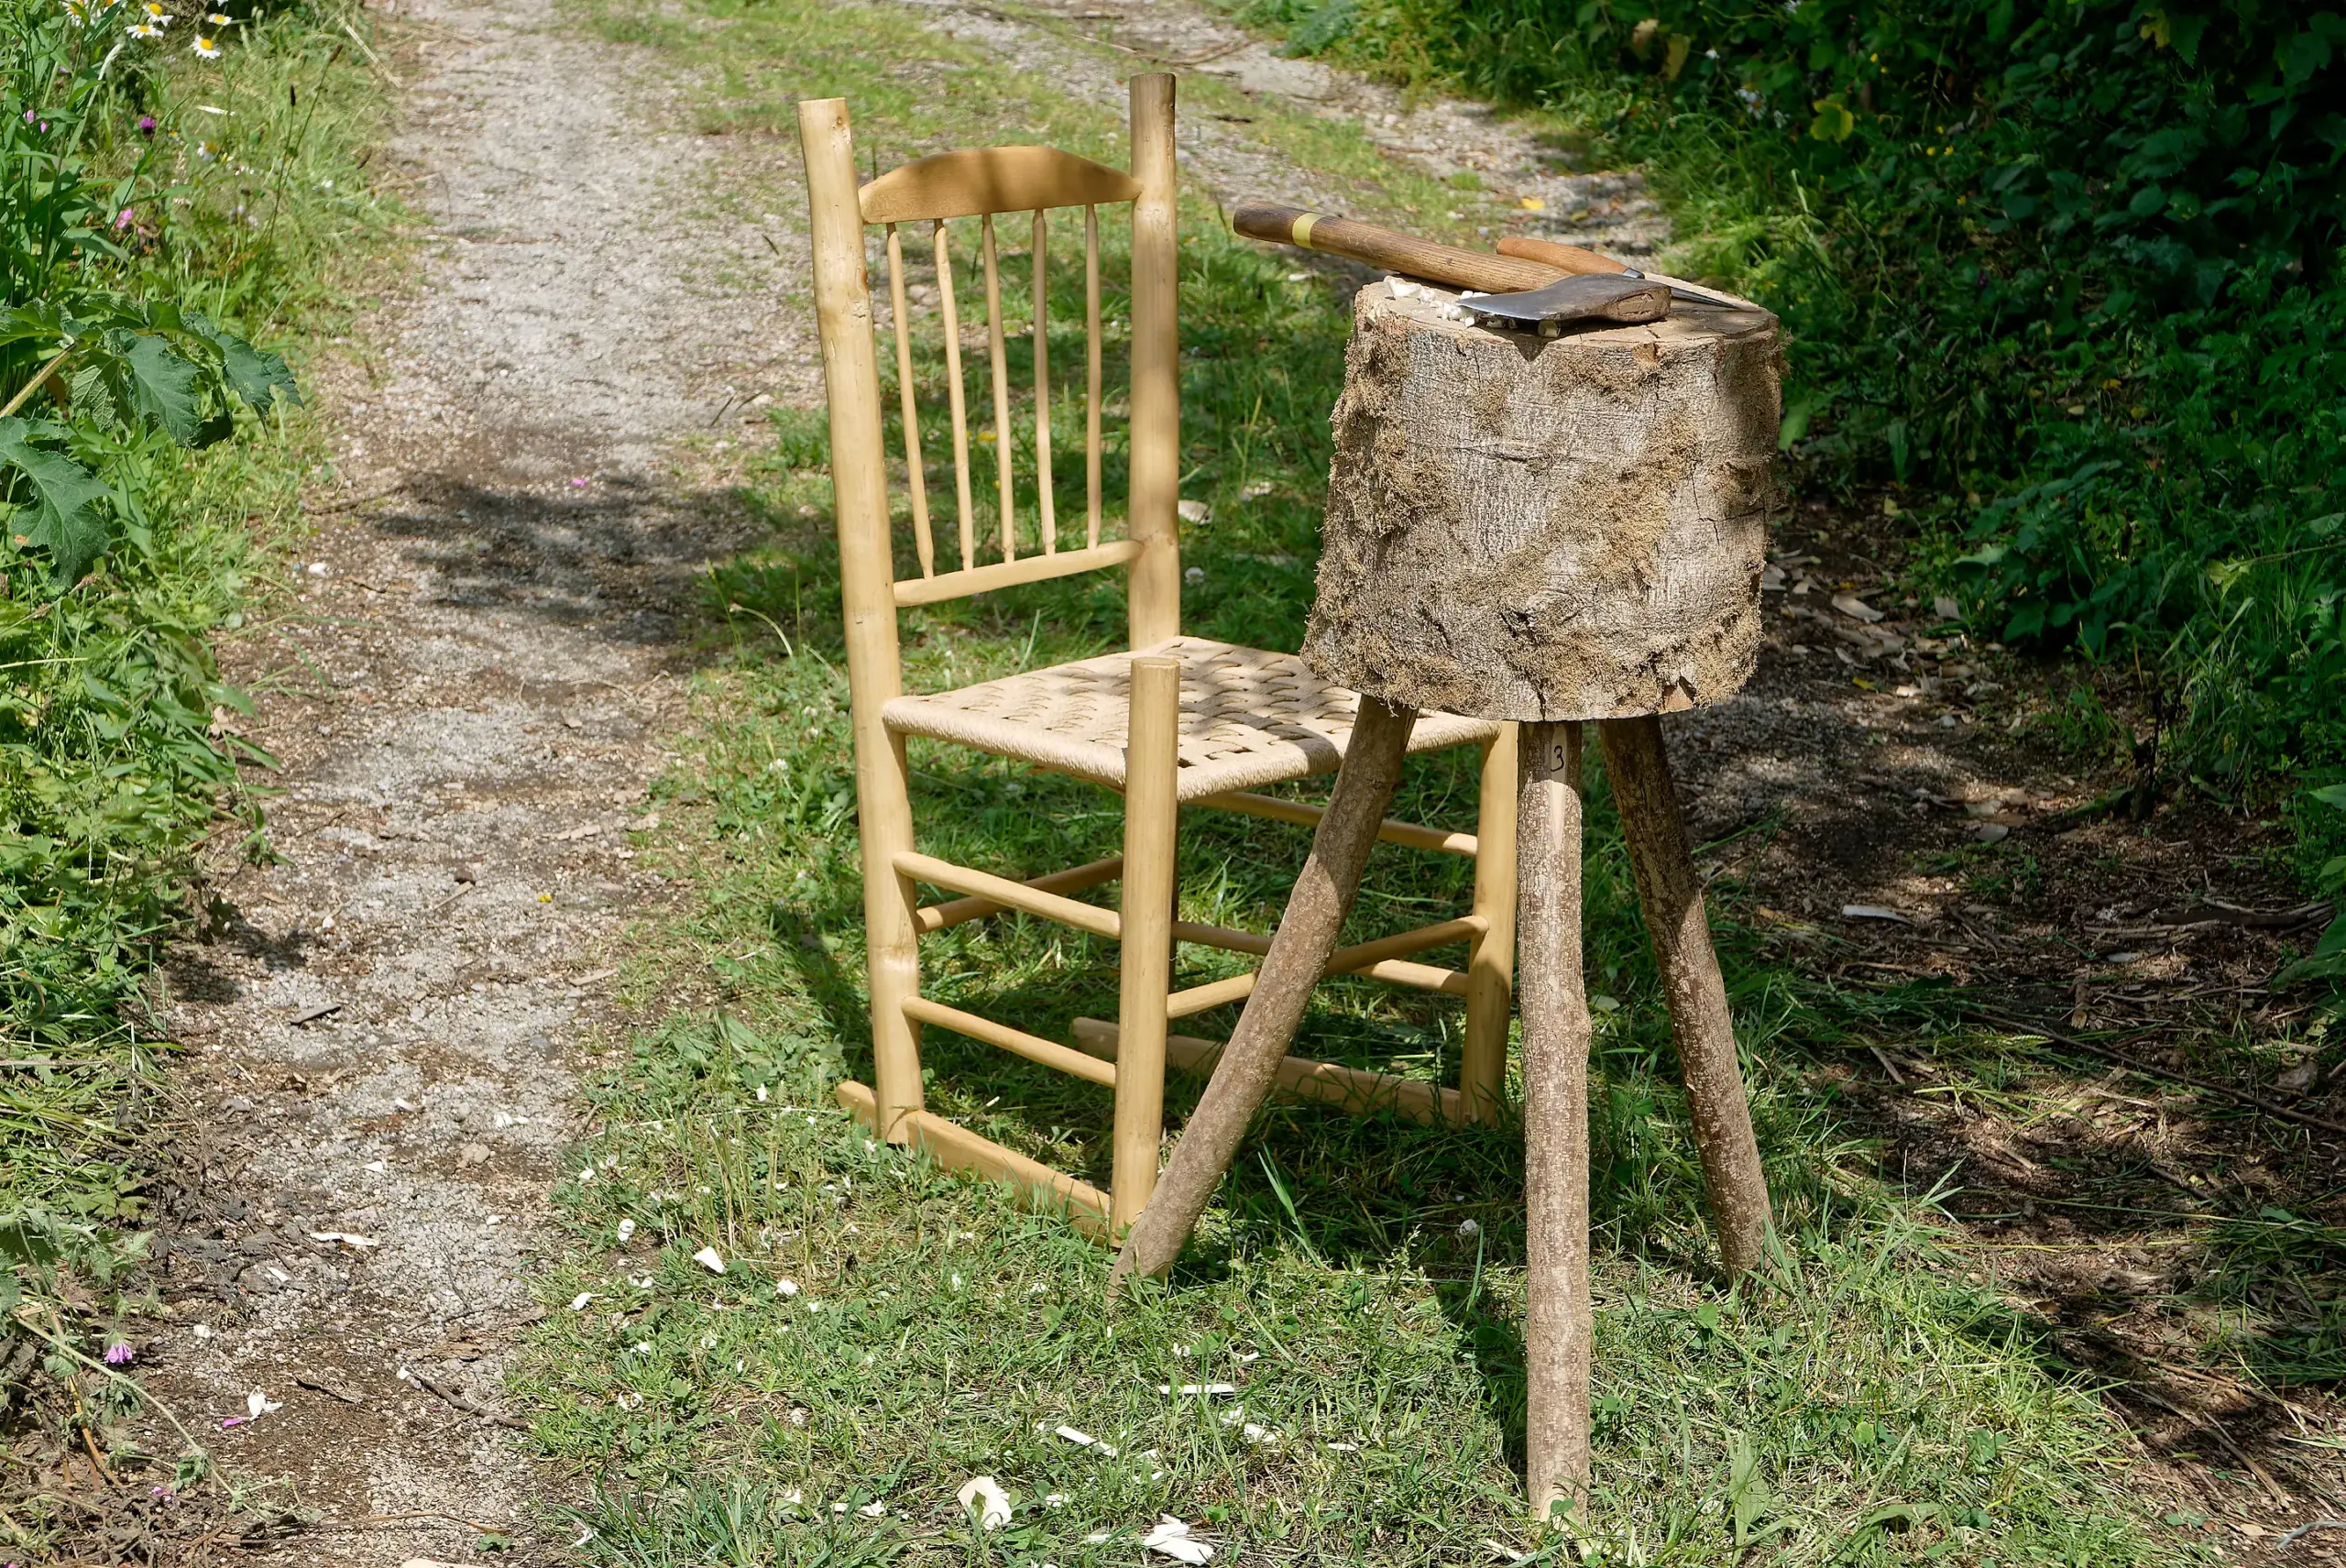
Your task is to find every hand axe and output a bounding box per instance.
[1233,203,1670,331]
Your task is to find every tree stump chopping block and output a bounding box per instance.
[1308,280,1783,1520]
[1116,274,1783,1526]
[1301,280,1781,723]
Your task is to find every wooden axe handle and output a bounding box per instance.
[1232,203,1564,295]
[1496,235,1634,276]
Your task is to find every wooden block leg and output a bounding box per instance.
[1597,714,1773,1280]
[1111,696,1420,1286]
[1462,722,1519,1123]
[1110,655,1181,1235]
[1518,719,1593,1526]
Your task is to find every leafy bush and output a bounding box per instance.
[1240,0,2346,796]
[2285,784,2346,1003]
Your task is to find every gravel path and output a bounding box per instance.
[146,0,804,1558]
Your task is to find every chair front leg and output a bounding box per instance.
[1462,723,1519,1123]
[863,729,926,1142]
[1110,655,1181,1234]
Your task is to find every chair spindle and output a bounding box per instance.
[1032,209,1056,554]
[981,214,1015,564]
[933,219,977,572]
[883,224,935,578]
[1085,204,1102,551]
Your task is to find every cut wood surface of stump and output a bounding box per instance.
[1302,280,1783,722]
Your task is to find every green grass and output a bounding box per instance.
[510,1,2201,1562]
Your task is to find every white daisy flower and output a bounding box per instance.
[192,32,219,54]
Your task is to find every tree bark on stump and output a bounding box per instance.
[1302,281,1781,724]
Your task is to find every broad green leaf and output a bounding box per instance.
[0,414,112,583]
[178,312,301,415]
[124,334,204,444]
[218,334,299,414]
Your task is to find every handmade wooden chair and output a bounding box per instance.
[795,74,1520,1241]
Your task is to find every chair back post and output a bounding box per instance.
[1125,72,1182,649]
[799,95,926,1137]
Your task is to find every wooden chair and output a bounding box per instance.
[795,74,1520,1242]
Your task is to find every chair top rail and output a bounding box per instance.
[860,146,1140,225]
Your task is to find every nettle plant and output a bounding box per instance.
[2,0,293,587]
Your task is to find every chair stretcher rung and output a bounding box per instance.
[1166,916,1484,1018]
[1193,790,1478,856]
[836,1080,1110,1239]
[915,855,1124,934]
[903,995,1118,1088]
[1072,1020,1466,1127]
[1357,958,1470,995]
[895,851,1121,939]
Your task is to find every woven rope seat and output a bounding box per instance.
[883,636,1498,803]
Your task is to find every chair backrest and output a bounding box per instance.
[796,75,1183,708]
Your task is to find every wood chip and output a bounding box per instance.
[287,1002,342,1026]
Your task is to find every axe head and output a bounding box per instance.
[1458,272,1672,334]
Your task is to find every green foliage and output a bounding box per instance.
[0,3,302,587]
[0,0,385,1409]
[1249,0,2346,796]
[2281,784,2346,999]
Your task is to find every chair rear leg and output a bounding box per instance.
[1110,655,1181,1234]
[1462,723,1519,1123]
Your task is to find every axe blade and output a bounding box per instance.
[1460,273,1672,334]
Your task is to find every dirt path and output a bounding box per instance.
[144,0,806,1558]
[906,0,1670,257]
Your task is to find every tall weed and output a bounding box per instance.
[0,0,389,1439]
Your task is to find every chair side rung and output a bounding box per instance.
[1192,790,1478,856]
[1165,915,1485,1018]
[1071,1019,1467,1127]
[916,855,1124,934]
[896,851,1122,939]
[904,995,1118,1088]
[1356,958,1470,995]
[836,1080,1111,1239]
